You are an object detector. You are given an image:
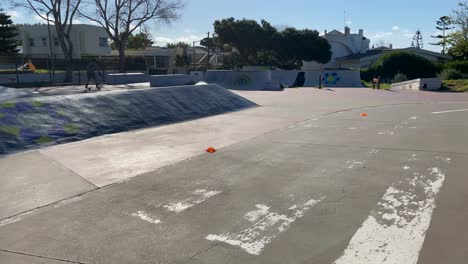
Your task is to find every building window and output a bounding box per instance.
[99,37,108,47]
[29,38,35,47]
[42,37,47,47]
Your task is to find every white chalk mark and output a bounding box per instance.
[348,127,358,130]
[432,109,468,114]
[131,211,161,224]
[163,189,221,213]
[404,166,411,170]
[369,149,380,155]
[206,197,325,255]
[333,160,448,264]
[378,131,395,136]
[347,160,365,169]
[305,124,319,128]
[410,116,418,120]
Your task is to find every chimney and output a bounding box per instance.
[389,44,393,49]
[345,26,350,36]
[359,29,363,36]
[324,29,328,35]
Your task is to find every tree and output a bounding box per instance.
[412,29,424,49]
[0,10,19,54]
[127,31,154,49]
[213,18,331,69]
[448,1,468,60]
[166,42,189,48]
[369,51,437,80]
[430,16,454,54]
[79,0,183,72]
[13,0,82,81]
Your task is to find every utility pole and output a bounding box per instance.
[192,41,196,69]
[206,32,210,70]
[46,11,55,83]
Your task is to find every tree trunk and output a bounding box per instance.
[118,43,126,73]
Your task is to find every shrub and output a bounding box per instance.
[443,60,468,74]
[439,68,465,80]
[392,73,408,83]
[370,51,437,80]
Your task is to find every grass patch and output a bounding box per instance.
[0,101,15,108]
[64,123,79,134]
[35,136,54,144]
[0,125,21,136]
[0,113,5,118]
[442,80,468,92]
[362,80,392,90]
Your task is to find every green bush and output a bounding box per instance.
[392,72,408,83]
[439,68,465,80]
[443,60,468,74]
[369,51,437,80]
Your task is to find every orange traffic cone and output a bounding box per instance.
[361,112,368,117]
[206,147,216,153]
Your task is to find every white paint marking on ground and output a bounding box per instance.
[348,127,358,130]
[432,109,468,114]
[378,131,395,136]
[333,159,448,264]
[347,160,365,169]
[131,211,161,224]
[369,149,380,155]
[410,116,418,120]
[206,197,325,255]
[305,124,319,128]
[163,189,222,213]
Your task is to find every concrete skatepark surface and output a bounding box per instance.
[0,84,256,155]
[1,86,468,263]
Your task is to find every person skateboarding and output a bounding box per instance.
[84,59,101,92]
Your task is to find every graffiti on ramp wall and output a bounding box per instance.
[323,72,341,85]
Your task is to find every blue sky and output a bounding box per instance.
[6,0,463,52]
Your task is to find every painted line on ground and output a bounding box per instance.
[432,109,468,114]
[333,155,450,264]
[163,189,222,213]
[206,197,325,255]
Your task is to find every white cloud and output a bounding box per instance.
[345,20,352,25]
[369,32,393,39]
[155,37,175,43]
[6,11,19,19]
[154,34,205,45]
[392,26,400,31]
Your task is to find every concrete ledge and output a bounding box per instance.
[391,78,442,91]
[106,73,148,85]
[149,74,193,87]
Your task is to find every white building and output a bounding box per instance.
[302,26,370,70]
[16,24,111,59]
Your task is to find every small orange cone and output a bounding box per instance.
[206,147,216,153]
[361,112,368,117]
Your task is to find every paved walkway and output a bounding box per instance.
[1,87,468,263]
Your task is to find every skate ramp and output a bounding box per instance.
[0,84,256,155]
[205,71,283,91]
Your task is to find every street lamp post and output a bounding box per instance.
[46,11,54,83]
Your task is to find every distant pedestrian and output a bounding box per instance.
[85,59,101,92]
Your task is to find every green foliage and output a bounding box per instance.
[166,42,190,49]
[0,101,15,108]
[0,11,18,54]
[439,68,465,80]
[367,51,437,81]
[174,54,190,67]
[64,124,78,134]
[392,73,409,83]
[213,17,331,69]
[430,16,454,54]
[35,136,53,144]
[448,2,468,60]
[111,32,154,50]
[411,29,424,49]
[444,60,468,74]
[443,79,468,92]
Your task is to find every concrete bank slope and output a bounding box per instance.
[0,84,256,155]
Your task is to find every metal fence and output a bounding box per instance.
[0,54,148,88]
